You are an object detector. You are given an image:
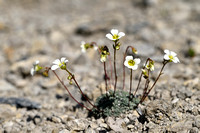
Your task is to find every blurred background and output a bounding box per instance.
[0,0,200,132]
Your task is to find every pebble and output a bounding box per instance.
[0,80,15,91]
[0,97,41,109]
[106,117,127,132]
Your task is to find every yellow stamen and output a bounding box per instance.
[128,60,135,66]
[112,34,119,40]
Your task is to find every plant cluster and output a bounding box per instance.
[31,29,179,118]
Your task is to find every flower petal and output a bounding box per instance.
[164,54,170,60]
[106,33,114,40]
[81,41,86,45]
[131,65,138,70]
[64,59,69,63]
[61,57,66,63]
[125,56,133,61]
[118,32,125,38]
[53,59,60,65]
[111,29,118,35]
[170,51,177,57]
[164,49,170,55]
[51,65,59,70]
[173,57,180,63]
[35,60,40,65]
[124,60,129,67]
[30,68,35,76]
[134,58,141,64]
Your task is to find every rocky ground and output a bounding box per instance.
[0,0,200,132]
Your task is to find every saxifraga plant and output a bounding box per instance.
[31,29,180,118]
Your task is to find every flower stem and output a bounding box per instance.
[129,69,133,101]
[133,58,150,96]
[104,62,108,96]
[113,44,117,96]
[140,61,168,103]
[52,70,91,111]
[123,46,137,90]
[65,69,100,111]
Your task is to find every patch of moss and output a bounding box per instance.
[88,90,140,118]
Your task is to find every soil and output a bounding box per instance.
[0,0,200,132]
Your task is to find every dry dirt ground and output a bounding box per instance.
[0,0,200,132]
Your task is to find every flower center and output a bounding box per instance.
[128,60,135,66]
[84,44,90,49]
[169,55,174,60]
[35,65,42,71]
[112,34,119,40]
[59,62,66,70]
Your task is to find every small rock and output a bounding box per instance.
[0,80,15,91]
[0,97,41,109]
[106,117,127,132]
[50,30,65,44]
[85,128,96,133]
[67,119,89,131]
[40,77,58,89]
[75,24,92,36]
[51,116,62,123]
[127,124,134,129]
[59,129,70,133]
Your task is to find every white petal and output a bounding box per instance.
[30,68,35,76]
[61,57,66,62]
[118,32,125,38]
[124,60,129,67]
[81,48,86,53]
[53,59,61,65]
[170,51,177,57]
[173,57,180,63]
[164,49,170,55]
[131,65,138,70]
[100,56,106,62]
[150,66,154,71]
[134,58,141,64]
[81,41,86,45]
[51,65,59,70]
[106,33,114,40]
[94,46,98,51]
[164,54,170,60]
[64,59,69,63]
[125,56,133,61]
[35,60,40,65]
[111,29,118,35]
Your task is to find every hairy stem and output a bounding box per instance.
[52,70,91,111]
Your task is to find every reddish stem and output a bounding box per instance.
[104,62,108,94]
[123,46,137,90]
[140,61,168,103]
[52,70,91,111]
[65,69,100,111]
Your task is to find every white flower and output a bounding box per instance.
[100,55,107,62]
[30,60,42,76]
[106,29,125,41]
[164,50,180,63]
[124,56,141,70]
[145,60,154,71]
[51,57,69,70]
[80,41,87,53]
